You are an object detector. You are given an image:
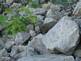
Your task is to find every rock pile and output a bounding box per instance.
[1,0,81,61]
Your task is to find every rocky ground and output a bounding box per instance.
[1,0,81,61]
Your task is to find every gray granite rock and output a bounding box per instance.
[5,41,15,49]
[74,49,81,57]
[15,32,30,45]
[0,48,9,57]
[42,16,79,54]
[27,34,49,55]
[75,57,81,61]
[73,1,81,16]
[0,57,10,61]
[17,54,74,61]
[33,8,46,15]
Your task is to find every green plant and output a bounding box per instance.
[5,16,26,35]
[0,15,7,25]
[18,6,32,15]
[2,3,37,35]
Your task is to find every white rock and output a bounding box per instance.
[42,16,79,54]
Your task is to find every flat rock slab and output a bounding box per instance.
[17,54,74,61]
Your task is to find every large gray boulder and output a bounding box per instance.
[17,54,74,61]
[42,16,79,54]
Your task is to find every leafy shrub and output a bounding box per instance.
[5,16,26,35]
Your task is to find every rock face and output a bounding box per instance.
[17,54,74,61]
[42,16,79,54]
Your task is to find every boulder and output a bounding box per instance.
[46,4,63,20]
[40,18,57,34]
[27,34,49,55]
[17,54,74,61]
[42,16,79,54]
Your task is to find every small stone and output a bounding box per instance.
[29,30,36,37]
[35,26,40,33]
[15,32,30,45]
[0,48,9,57]
[26,24,34,32]
[74,49,81,57]
[5,41,15,49]
[33,8,46,15]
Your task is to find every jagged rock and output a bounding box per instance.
[35,26,40,34]
[29,30,36,37]
[73,1,81,16]
[74,49,81,57]
[40,18,57,34]
[0,39,5,50]
[33,8,46,15]
[27,34,49,55]
[0,57,10,61]
[75,57,81,61]
[10,45,27,58]
[73,19,81,34]
[5,41,14,49]
[46,4,63,20]
[37,15,44,22]
[44,18,57,24]
[0,48,9,57]
[17,54,74,61]
[26,24,34,32]
[42,16,79,54]
[14,32,30,45]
